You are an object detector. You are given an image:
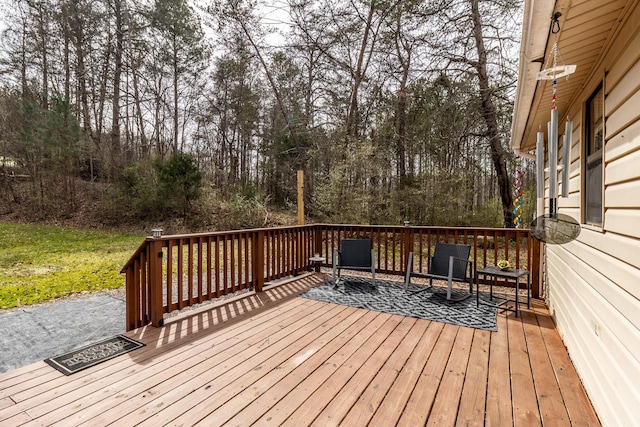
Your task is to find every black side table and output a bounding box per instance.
[309,256,326,273]
[476,266,530,317]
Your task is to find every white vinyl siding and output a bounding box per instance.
[547,1,640,425]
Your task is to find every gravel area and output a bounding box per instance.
[0,291,127,373]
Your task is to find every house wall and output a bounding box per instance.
[547,2,640,424]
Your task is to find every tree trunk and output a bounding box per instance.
[71,12,95,145]
[233,6,294,146]
[111,0,123,175]
[469,0,514,227]
[154,76,164,158]
[36,6,48,109]
[95,31,110,152]
[19,12,28,99]
[395,35,411,181]
[132,62,149,157]
[345,0,376,140]
[63,25,70,103]
[173,33,179,152]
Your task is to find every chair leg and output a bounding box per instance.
[444,256,472,301]
[408,277,434,295]
[332,249,338,285]
[447,256,454,300]
[371,249,376,287]
[404,252,413,291]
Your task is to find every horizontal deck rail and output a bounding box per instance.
[122,224,541,330]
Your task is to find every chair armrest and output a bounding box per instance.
[448,256,473,277]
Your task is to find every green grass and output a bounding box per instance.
[0,222,144,310]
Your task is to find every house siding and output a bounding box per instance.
[547,2,640,425]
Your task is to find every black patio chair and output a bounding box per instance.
[404,243,473,301]
[332,238,376,287]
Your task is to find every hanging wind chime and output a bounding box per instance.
[530,12,580,244]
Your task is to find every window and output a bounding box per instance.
[584,84,603,226]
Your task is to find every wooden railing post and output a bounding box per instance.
[125,265,136,331]
[297,228,303,272]
[148,238,164,327]
[314,225,323,259]
[253,230,265,292]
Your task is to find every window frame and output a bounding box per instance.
[583,83,604,227]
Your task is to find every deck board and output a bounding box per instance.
[522,309,571,426]
[228,309,382,426]
[339,318,426,426]
[280,313,403,426]
[398,323,458,426]
[162,304,359,427]
[507,306,542,426]
[369,320,445,426]
[486,313,513,427]
[81,300,338,426]
[455,329,491,426]
[426,326,474,426]
[534,304,602,427]
[0,273,602,426]
[310,316,417,427]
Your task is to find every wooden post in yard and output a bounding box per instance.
[297,170,304,225]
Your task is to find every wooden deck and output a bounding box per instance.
[0,273,600,426]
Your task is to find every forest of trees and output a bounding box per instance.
[0,0,535,231]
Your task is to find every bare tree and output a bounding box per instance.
[149,0,209,153]
[432,0,519,226]
[468,0,514,226]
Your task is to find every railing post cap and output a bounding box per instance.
[151,228,163,238]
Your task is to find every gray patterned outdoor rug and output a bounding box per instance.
[300,278,497,331]
[45,335,144,375]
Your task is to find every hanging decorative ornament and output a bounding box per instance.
[537,64,577,80]
[531,12,580,244]
[512,170,524,228]
[537,13,577,82]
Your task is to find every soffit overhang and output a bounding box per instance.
[511,0,634,155]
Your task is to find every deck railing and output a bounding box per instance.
[122,224,541,331]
